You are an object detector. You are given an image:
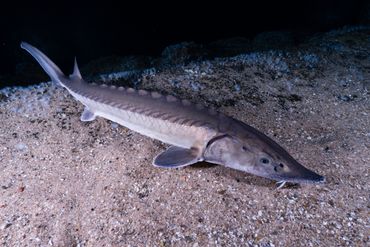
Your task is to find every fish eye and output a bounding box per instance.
[242,146,248,152]
[279,163,284,168]
[260,158,270,164]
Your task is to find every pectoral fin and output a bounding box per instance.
[153,146,201,168]
[81,107,96,122]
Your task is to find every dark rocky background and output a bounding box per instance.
[0,0,369,87]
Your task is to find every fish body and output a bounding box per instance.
[21,42,325,185]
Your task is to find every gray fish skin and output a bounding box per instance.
[21,42,325,185]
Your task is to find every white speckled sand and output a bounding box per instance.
[1,27,369,246]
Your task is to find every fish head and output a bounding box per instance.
[203,131,325,184]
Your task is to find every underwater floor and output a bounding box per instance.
[0,26,369,246]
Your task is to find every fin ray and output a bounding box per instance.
[70,57,82,79]
[153,146,201,168]
[81,107,96,122]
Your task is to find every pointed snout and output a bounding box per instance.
[295,167,325,184]
[283,162,325,184]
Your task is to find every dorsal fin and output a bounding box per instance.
[70,57,82,79]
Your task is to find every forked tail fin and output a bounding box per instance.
[20,42,66,86]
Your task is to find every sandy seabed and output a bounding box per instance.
[0,27,369,246]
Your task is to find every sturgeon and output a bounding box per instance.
[21,42,325,186]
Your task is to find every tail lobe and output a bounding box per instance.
[20,42,66,86]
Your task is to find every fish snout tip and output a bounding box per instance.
[300,169,326,184]
[300,171,326,184]
[316,174,326,184]
[280,166,326,185]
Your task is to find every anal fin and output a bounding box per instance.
[81,107,96,122]
[153,146,202,168]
